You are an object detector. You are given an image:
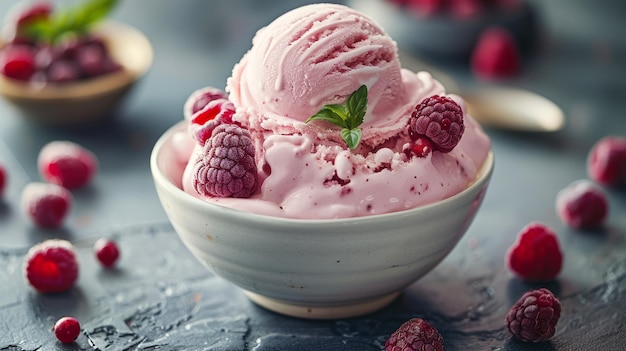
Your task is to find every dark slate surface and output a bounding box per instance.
[1,1,625,350]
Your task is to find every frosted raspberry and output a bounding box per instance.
[53,316,81,343]
[38,140,98,189]
[556,180,608,229]
[24,239,79,293]
[587,136,626,187]
[385,318,444,351]
[506,222,563,282]
[410,95,465,153]
[21,182,72,229]
[188,98,236,146]
[183,86,229,120]
[505,288,561,342]
[471,27,521,79]
[94,238,120,268]
[193,124,258,198]
[0,164,6,196]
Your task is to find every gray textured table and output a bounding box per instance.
[1,1,625,350]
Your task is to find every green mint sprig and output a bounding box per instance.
[305,85,368,150]
[26,0,119,44]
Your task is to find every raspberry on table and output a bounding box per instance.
[37,140,98,189]
[94,238,120,268]
[410,95,465,153]
[53,316,81,343]
[556,180,608,229]
[193,124,258,198]
[183,86,229,120]
[505,288,561,342]
[24,239,79,293]
[0,164,6,196]
[471,27,521,79]
[506,222,563,282]
[188,98,236,146]
[21,182,72,229]
[587,136,626,187]
[385,317,444,351]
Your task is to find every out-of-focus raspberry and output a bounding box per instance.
[471,27,521,79]
[24,239,79,293]
[587,136,626,187]
[556,180,608,229]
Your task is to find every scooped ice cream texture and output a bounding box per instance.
[178,3,491,219]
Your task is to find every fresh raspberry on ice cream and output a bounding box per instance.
[183,86,229,120]
[587,136,626,187]
[189,98,236,146]
[505,288,561,342]
[385,317,444,351]
[556,180,608,229]
[24,239,79,293]
[193,124,258,198]
[410,95,465,153]
[506,222,563,282]
[471,27,521,79]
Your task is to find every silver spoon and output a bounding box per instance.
[399,52,565,132]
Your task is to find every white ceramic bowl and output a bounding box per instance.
[0,21,153,127]
[150,121,494,319]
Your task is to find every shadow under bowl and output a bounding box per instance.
[0,21,153,127]
[150,121,494,319]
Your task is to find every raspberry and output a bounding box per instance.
[506,222,563,282]
[37,140,98,189]
[405,137,434,158]
[21,182,72,229]
[449,0,484,19]
[53,316,81,343]
[188,98,236,146]
[24,239,79,293]
[385,318,444,351]
[193,124,258,198]
[556,180,608,229]
[405,0,445,16]
[410,95,465,153]
[505,288,561,342]
[94,238,120,268]
[587,136,626,187]
[471,27,521,79]
[0,44,36,80]
[0,164,6,196]
[183,86,229,120]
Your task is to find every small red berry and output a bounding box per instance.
[410,95,465,153]
[94,238,120,268]
[556,180,608,229]
[506,222,563,282]
[21,182,72,229]
[471,27,521,79]
[405,0,445,17]
[53,316,80,343]
[38,140,98,189]
[193,124,258,198]
[183,86,229,120]
[24,239,79,293]
[406,137,434,158]
[587,136,626,187]
[385,317,444,351]
[0,164,6,196]
[0,44,36,81]
[189,98,236,146]
[505,288,561,342]
[449,0,484,19]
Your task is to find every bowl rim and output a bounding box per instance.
[151,121,494,226]
[0,20,153,101]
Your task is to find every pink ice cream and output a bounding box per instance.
[178,3,491,219]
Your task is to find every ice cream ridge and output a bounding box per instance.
[177,3,491,219]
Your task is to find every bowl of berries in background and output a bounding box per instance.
[348,0,539,65]
[0,0,153,127]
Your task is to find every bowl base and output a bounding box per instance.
[242,290,400,319]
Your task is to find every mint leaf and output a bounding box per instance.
[26,0,119,44]
[306,85,368,150]
[341,128,362,150]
